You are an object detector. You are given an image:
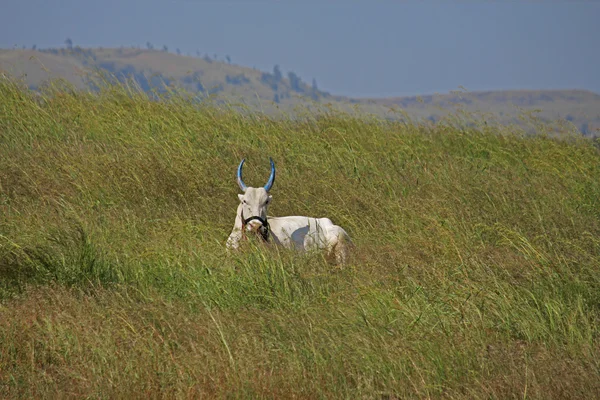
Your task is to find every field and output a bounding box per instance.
[1,76,599,398]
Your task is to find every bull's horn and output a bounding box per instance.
[264,157,276,192]
[236,158,248,192]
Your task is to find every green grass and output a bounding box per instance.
[1,75,599,398]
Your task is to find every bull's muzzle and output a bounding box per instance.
[242,216,270,242]
[246,220,264,232]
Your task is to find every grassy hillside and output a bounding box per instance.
[1,47,599,135]
[0,49,90,89]
[1,76,600,398]
[0,47,330,113]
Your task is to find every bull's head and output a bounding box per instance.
[236,158,276,239]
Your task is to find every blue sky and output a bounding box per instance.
[1,1,599,97]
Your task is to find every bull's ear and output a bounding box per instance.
[267,195,273,204]
[238,194,244,202]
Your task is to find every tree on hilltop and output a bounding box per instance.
[288,71,303,93]
[311,78,319,100]
[273,65,282,82]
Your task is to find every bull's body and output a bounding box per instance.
[227,212,351,264]
[226,158,352,264]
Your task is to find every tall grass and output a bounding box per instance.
[1,74,599,398]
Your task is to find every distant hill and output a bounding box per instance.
[363,89,600,135]
[0,47,332,110]
[1,47,598,135]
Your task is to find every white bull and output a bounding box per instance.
[226,158,352,264]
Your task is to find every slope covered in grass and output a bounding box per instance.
[0,77,599,398]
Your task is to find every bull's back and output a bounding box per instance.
[268,216,335,250]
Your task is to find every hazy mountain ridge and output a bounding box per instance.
[1,47,598,135]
